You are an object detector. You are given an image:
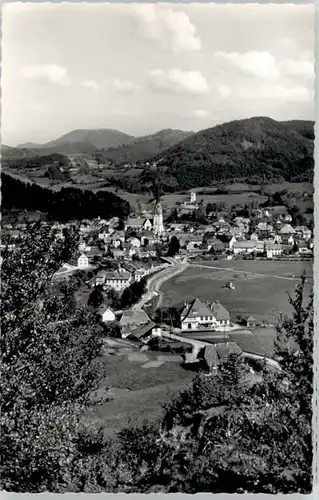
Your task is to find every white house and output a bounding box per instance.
[99,305,116,323]
[180,298,230,331]
[232,240,264,255]
[265,242,283,259]
[103,269,132,292]
[77,254,89,269]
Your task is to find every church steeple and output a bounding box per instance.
[153,198,164,235]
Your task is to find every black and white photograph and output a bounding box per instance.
[0,1,315,494]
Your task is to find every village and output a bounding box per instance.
[2,188,312,372]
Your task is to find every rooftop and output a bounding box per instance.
[120,309,150,326]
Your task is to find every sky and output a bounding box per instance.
[1,1,315,146]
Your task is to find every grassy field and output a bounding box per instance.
[161,259,313,331]
[160,259,313,359]
[160,192,268,212]
[85,347,194,437]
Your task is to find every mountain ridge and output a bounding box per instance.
[103,128,194,164]
[139,116,314,190]
[17,128,136,151]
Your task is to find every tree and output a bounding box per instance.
[120,278,147,309]
[0,221,108,492]
[88,286,104,309]
[108,279,313,494]
[106,288,121,310]
[167,236,180,257]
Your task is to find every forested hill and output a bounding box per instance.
[149,117,314,190]
[103,129,193,164]
[17,128,135,151]
[279,120,315,140]
[1,172,130,222]
[1,152,70,168]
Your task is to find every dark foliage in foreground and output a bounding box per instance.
[0,223,110,492]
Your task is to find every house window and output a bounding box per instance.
[188,323,192,329]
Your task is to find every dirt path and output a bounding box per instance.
[134,259,189,310]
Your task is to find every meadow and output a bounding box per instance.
[160,259,313,356]
[84,346,194,437]
[161,260,313,323]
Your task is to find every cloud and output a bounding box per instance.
[82,80,101,91]
[280,59,314,79]
[214,51,279,79]
[106,78,140,93]
[242,84,312,103]
[193,109,210,118]
[149,69,209,95]
[132,5,201,53]
[20,64,70,85]
[218,85,232,99]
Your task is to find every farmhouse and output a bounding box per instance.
[180,298,230,331]
[127,321,162,342]
[119,309,150,338]
[232,240,264,255]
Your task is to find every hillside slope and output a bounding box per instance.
[104,129,194,164]
[1,172,130,222]
[18,128,135,151]
[280,120,315,140]
[150,117,314,189]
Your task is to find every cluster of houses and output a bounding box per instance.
[164,193,313,259]
[100,295,232,339]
